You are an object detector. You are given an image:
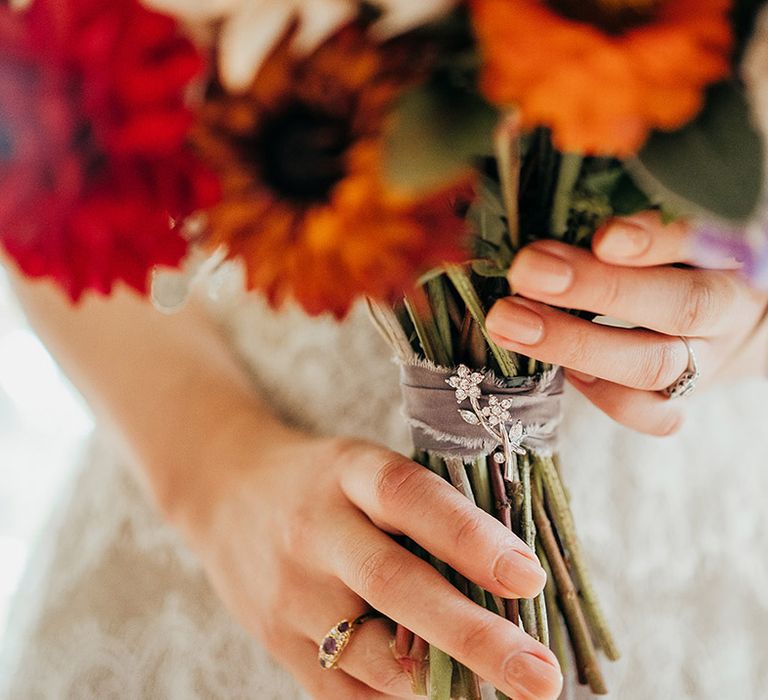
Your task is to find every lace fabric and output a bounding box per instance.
[2,281,768,699]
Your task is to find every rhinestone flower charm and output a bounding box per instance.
[446,364,484,401]
[481,395,513,426]
[447,364,528,464]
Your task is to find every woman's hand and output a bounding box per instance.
[178,428,563,700]
[486,212,768,436]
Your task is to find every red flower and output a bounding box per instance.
[0,0,220,300]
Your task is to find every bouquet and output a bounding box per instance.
[1,0,767,697]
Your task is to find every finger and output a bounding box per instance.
[326,512,563,700]
[309,600,417,697]
[339,447,546,600]
[593,211,745,270]
[292,637,404,700]
[508,239,752,337]
[486,296,695,391]
[566,370,686,436]
[592,211,693,267]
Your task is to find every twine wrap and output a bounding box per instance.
[400,360,564,460]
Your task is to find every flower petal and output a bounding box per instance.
[371,0,458,38]
[218,0,293,91]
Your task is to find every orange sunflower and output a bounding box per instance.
[471,0,733,156]
[193,24,471,318]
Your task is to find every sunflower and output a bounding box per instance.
[193,24,471,318]
[471,0,733,156]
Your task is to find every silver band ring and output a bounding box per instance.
[662,337,700,399]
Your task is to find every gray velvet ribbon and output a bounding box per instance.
[399,360,564,460]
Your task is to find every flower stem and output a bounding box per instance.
[537,456,619,660]
[531,487,607,695]
[493,111,522,249]
[428,645,453,700]
[550,153,583,237]
[489,458,519,626]
[445,265,518,377]
[468,456,494,515]
[539,546,570,676]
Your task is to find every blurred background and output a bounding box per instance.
[0,269,93,647]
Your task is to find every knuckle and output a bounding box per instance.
[354,547,407,601]
[678,276,721,335]
[596,269,622,313]
[454,615,498,660]
[373,456,422,511]
[451,508,486,551]
[562,323,594,368]
[634,341,682,390]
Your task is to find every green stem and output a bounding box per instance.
[426,277,454,359]
[531,487,607,695]
[537,456,619,660]
[539,547,569,676]
[493,112,522,249]
[428,645,453,700]
[445,265,518,378]
[468,457,493,515]
[454,662,482,700]
[550,153,583,237]
[404,289,451,367]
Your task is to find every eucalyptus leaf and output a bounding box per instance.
[629,81,765,223]
[383,85,498,194]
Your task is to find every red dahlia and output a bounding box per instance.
[0,0,219,300]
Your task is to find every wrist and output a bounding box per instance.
[155,399,313,550]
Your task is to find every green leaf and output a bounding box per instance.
[609,173,653,216]
[629,81,765,223]
[383,85,498,194]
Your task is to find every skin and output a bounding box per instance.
[486,212,768,436]
[2,212,766,699]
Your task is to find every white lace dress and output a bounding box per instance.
[2,285,768,700]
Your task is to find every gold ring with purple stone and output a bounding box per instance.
[318,612,381,670]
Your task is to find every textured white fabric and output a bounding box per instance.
[2,281,768,699]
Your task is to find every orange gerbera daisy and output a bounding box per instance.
[193,24,471,318]
[471,0,733,156]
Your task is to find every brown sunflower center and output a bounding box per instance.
[247,103,352,204]
[546,0,662,34]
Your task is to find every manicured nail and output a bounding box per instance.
[598,219,651,259]
[495,552,546,598]
[487,298,544,346]
[510,247,573,295]
[567,369,597,384]
[505,651,563,700]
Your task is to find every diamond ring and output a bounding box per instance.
[662,336,700,399]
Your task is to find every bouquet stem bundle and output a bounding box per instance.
[371,127,625,698]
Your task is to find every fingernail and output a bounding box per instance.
[598,220,651,259]
[567,369,597,384]
[495,552,546,598]
[487,298,544,346]
[510,247,573,295]
[505,651,563,700]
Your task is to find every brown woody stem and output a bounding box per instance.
[537,456,619,660]
[532,487,607,694]
[489,458,520,626]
